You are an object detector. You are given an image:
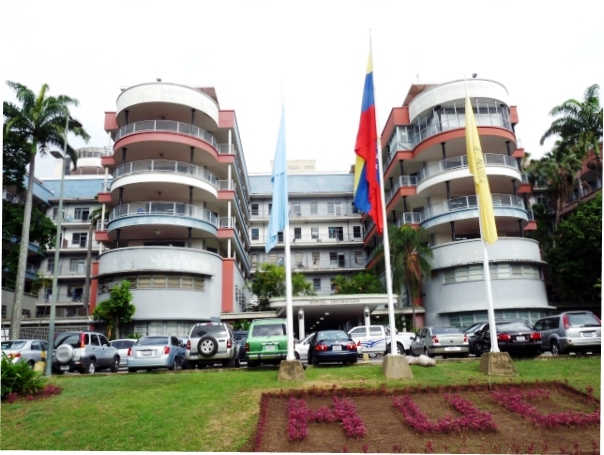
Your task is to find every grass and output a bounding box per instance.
[0,356,600,452]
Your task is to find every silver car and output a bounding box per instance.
[410,326,470,358]
[110,339,138,368]
[294,332,315,363]
[127,335,186,372]
[1,339,48,369]
[533,311,601,355]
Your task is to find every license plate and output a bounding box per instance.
[142,350,152,356]
[264,345,276,351]
[332,345,342,351]
[60,365,70,371]
[516,336,526,342]
[444,347,460,351]
[582,332,595,337]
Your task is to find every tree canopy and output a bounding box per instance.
[92,281,136,340]
[332,271,385,294]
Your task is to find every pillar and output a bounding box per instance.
[298,310,305,340]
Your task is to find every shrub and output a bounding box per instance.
[1,355,46,399]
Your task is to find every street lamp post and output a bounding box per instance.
[45,115,80,377]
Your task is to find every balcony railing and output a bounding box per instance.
[114,120,219,150]
[251,233,363,244]
[251,207,360,219]
[387,175,418,202]
[252,256,366,271]
[416,154,519,182]
[114,159,219,187]
[423,193,525,219]
[395,212,422,227]
[108,201,218,227]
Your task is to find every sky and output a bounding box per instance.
[2,0,603,178]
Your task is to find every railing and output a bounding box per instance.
[387,175,418,202]
[217,143,238,155]
[96,220,108,231]
[251,207,360,218]
[251,233,364,244]
[416,154,519,182]
[395,212,422,227]
[108,201,218,227]
[251,256,366,271]
[423,193,525,219]
[114,159,219,187]
[114,120,219,150]
[76,147,113,158]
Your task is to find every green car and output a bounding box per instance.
[245,318,288,367]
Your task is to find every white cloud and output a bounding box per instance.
[3,0,603,177]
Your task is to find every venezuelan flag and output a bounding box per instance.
[354,51,383,234]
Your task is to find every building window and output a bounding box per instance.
[294,227,302,239]
[74,207,90,221]
[251,254,258,265]
[354,251,364,264]
[353,226,362,238]
[277,232,283,242]
[327,202,342,215]
[269,254,277,264]
[444,263,541,284]
[251,228,259,240]
[313,278,321,291]
[330,278,337,291]
[310,202,318,215]
[311,227,319,239]
[72,233,87,247]
[268,203,272,215]
[69,259,85,273]
[251,203,259,216]
[329,252,338,264]
[47,259,54,272]
[312,252,320,265]
[292,203,301,216]
[328,227,343,240]
[294,253,303,268]
[52,208,65,221]
[2,305,6,318]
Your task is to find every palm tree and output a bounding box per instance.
[376,225,432,329]
[526,141,582,229]
[3,81,89,338]
[540,84,603,186]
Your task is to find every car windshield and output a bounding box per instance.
[251,324,286,337]
[432,327,462,335]
[568,313,601,327]
[463,323,482,333]
[137,337,169,346]
[1,341,26,350]
[191,325,228,338]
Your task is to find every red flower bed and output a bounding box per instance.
[248,381,600,453]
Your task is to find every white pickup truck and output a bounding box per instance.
[347,325,415,356]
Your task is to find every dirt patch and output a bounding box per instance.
[245,382,600,453]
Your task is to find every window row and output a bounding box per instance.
[251,226,362,241]
[251,251,365,268]
[448,309,549,328]
[98,274,206,293]
[443,263,541,284]
[250,201,359,216]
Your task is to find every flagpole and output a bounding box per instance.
[284,226,295,360]
[464,75,499,353]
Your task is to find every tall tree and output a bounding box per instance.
[540,84,603,185]
[375,225,432,328]
[332,271,385,294]
[3,81,89,338]
[546,193,602,304]
[92,280,136,340]
[245,263,315,310]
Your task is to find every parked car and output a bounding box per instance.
[347,325,414,357]
[233,330,249,363]
[533,311,601,355]
[462,322,486,355]
[307,330,358,366]
[294,332,315,362]
[184,322,240,369]
[127,335,186,372]
[1,339,48,369]
[109,339,138,368]
[52,331,120,374]
[410,326,469,358]
[246,318,288,367]
[472,320,542,357]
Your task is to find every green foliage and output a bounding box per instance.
[92,281,136,340]
[1,356,46,398]
[2,128,29,191]
[2,201,56,289]
[245,263,315,311]
[232,320,251,331]
[546,193,602,303]
[332,271,385,294]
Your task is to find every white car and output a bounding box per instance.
[294,333,315,362]
[110,339,138,368]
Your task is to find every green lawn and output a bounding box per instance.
[1,356,600,452]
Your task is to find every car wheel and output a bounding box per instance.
[551,340,561,356]
[294,352,300,360]
[27,360,35,369]
[197,336,219,357]
[110,357,120,372]
[84,360,96,374]
[423,347,432,358]
[235,357,241,368]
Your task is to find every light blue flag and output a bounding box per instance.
[265,104,288,253]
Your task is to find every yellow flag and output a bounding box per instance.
[465,96,498,243]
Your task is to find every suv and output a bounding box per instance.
[245,318,288,367]
[184,322,240,369]
[533,311,601,355]
[52,331,120,374]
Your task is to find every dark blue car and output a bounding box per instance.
[307,330,358,366]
